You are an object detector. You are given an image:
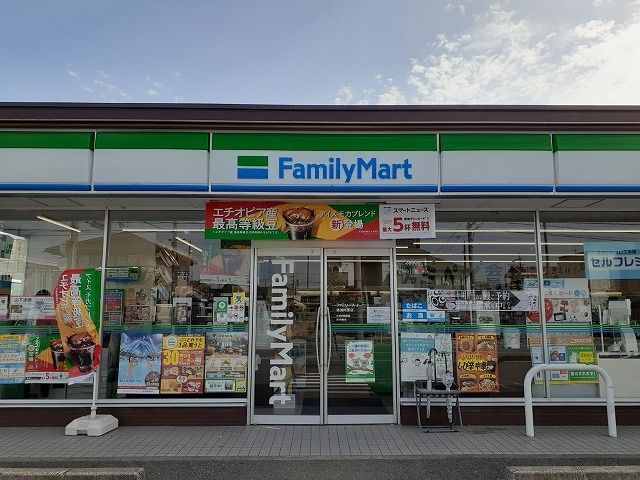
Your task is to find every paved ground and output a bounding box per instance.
[1,425,639,479]
[0,425,639,457]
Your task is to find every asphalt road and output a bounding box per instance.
[2,456,640,480]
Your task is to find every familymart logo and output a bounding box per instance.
[236,154,414,183]
[237,156,269,180]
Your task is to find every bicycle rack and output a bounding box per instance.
[523,363,617,438]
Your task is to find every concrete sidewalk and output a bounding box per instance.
[0,425,639,458]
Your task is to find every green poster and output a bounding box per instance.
[215,300,228,314]
[345,340,375,383]
[567,345,598,382]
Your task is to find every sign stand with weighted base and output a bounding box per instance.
[65,208,119,437]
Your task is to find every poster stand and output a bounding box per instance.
[65,208,119,436]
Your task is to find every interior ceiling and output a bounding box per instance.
[0,195,638,211]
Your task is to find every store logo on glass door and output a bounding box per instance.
[267,259,294,406]
[237,156,269,180]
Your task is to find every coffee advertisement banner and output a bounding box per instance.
[206,201,379,240]
[53,268,102,383]
[25,334,69,383]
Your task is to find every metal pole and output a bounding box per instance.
[90,207,110,419]
[534,211,551,397]
[524,364,616,438]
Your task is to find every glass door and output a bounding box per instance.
[252,248,323,424]
[324,248,396,424]
[251,246,396,425]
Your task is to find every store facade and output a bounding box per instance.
[1,105,640,427]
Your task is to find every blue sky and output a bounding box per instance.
[1,0,639,104]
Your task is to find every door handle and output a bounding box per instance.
[315,306,321,372]
[325,306,332,371]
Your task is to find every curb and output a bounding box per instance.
[0,468,144,479]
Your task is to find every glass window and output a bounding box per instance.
[541,212,640,399]
[396,212,543,399]
[99,211,249,400]
[0,211,104,400]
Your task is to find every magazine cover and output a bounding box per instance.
[204,332,248,393]
[117,332,162,394]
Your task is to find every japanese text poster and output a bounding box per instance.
[160,335,205,394]
[345,340,375,383]
[455,333,499,393]
[204,332,248,393]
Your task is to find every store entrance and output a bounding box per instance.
[251,244,396,424]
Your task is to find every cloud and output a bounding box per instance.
[147,88,159,97]
[171,70,181,78]
[66,70,78,78]
[405,3,640,104]
[378,86,406,105]
[334,86,354,105]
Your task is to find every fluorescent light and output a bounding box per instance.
[122,228,204,233]
[540,253,584,256]
[36,216,81,233]
[413,242,535,246]
[10,279,22,284]
[542,260,584,263]
[541,242,584,246]
[541,229,640,233]
[0,230,25,241]
[176,236,203,252]
[437,229,534,233]
[397,253,536,257]
[431,260,538,264]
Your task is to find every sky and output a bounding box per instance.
[1,0,639,105]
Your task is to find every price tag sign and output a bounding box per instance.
[379,204,435,239]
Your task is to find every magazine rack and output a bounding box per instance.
[414,381,462,432]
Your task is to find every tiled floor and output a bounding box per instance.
[1,425,639,458]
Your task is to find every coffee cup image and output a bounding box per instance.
[49,339,66,370]
[282,207,315,240]
[66,333,96,373]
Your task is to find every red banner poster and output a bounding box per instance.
[205,202,379,240]
[455,333,499,393]
[53,268,102,383]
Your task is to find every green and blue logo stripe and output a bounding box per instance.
[237,155,269,180]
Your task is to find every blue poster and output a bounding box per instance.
[0,334,28,384]
[402,302,446,322]
[399,332,452,381]
[117,333,162,394]
[584,242,640,280]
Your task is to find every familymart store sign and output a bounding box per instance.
[210,133,438,193]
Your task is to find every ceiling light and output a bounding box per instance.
[541,242,584,246]
[397,253,537,256]
[176,236,203,252]
[541,229,640,233]
[36,216,81,233]
[437,229,534,233]
[413,242,536,246]
[122,228,204,233]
